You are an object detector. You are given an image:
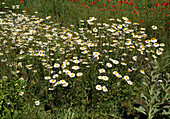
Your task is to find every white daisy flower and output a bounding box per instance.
[69,73,75,78]
[123,75,129,81]
[76,72,83,77]
[159,43,165,47]
[121,62,127,66]
[152,55,157,59]
[93,52,100,56]
[60,80,66,84]
[150,38,157,43]
[54,63,60,68]
[61,63,66,69]
[53,74,59,79]
[44,76,51,80]
[132,56,137,61]
[73,60,81,64]
[99,69,106,73]
[96,85,102,90]
[62,82,69,87]
[72,66,80,70]
[117,74,122,78]
[156,50,162,55]
[112,60,119,64]
[98,76,103,80]
[140,70,145,74]
[106,63,112,68]
[19,91,24,96]
[93,28,98,32]
[113,71,119,76]
[35,101,40,106]
[127,81,133,85]
[102,86,108,92]
[152,25,157,30]
[49,79,56,84]
[102,76,109,81]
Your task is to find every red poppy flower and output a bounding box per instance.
[70,0,73,2]
[165,14,168,17]
[151,8,153,10]
[97,0,99,1]
[103,4,106,7]
[122,9,124,12]
[165,3,169,6]
[155,3,159,7]
[134,10,137,14]
[141,20,144,23]
[136,7,138,9]
[91,2,95,5]
[108,0,111,2]
[84,2,86,4]
[21,1,24,3]
[114,5,117,7]
[129,2,134,5]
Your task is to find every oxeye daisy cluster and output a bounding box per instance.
[0,2,165,96]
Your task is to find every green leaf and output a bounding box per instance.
[143,82,149,88]
[163,105,170,109]
[140,93,147,101]
[152,108,160,115]
[134,106,147,115]
[162,110,169,115]
[13,110,18,119]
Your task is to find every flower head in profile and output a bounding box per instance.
[156,50,162,55]
[112,60,119,64]
[19,91,24,96]
[152,25,157,30]
[72,66,80,70]
[62,82,68,87]
[140,70,145,74]
[106,63,112,68]
[127,81,133,85]
[102,86,108,92]
[132,56,137,61]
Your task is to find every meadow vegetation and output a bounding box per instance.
[0,0,169,118]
